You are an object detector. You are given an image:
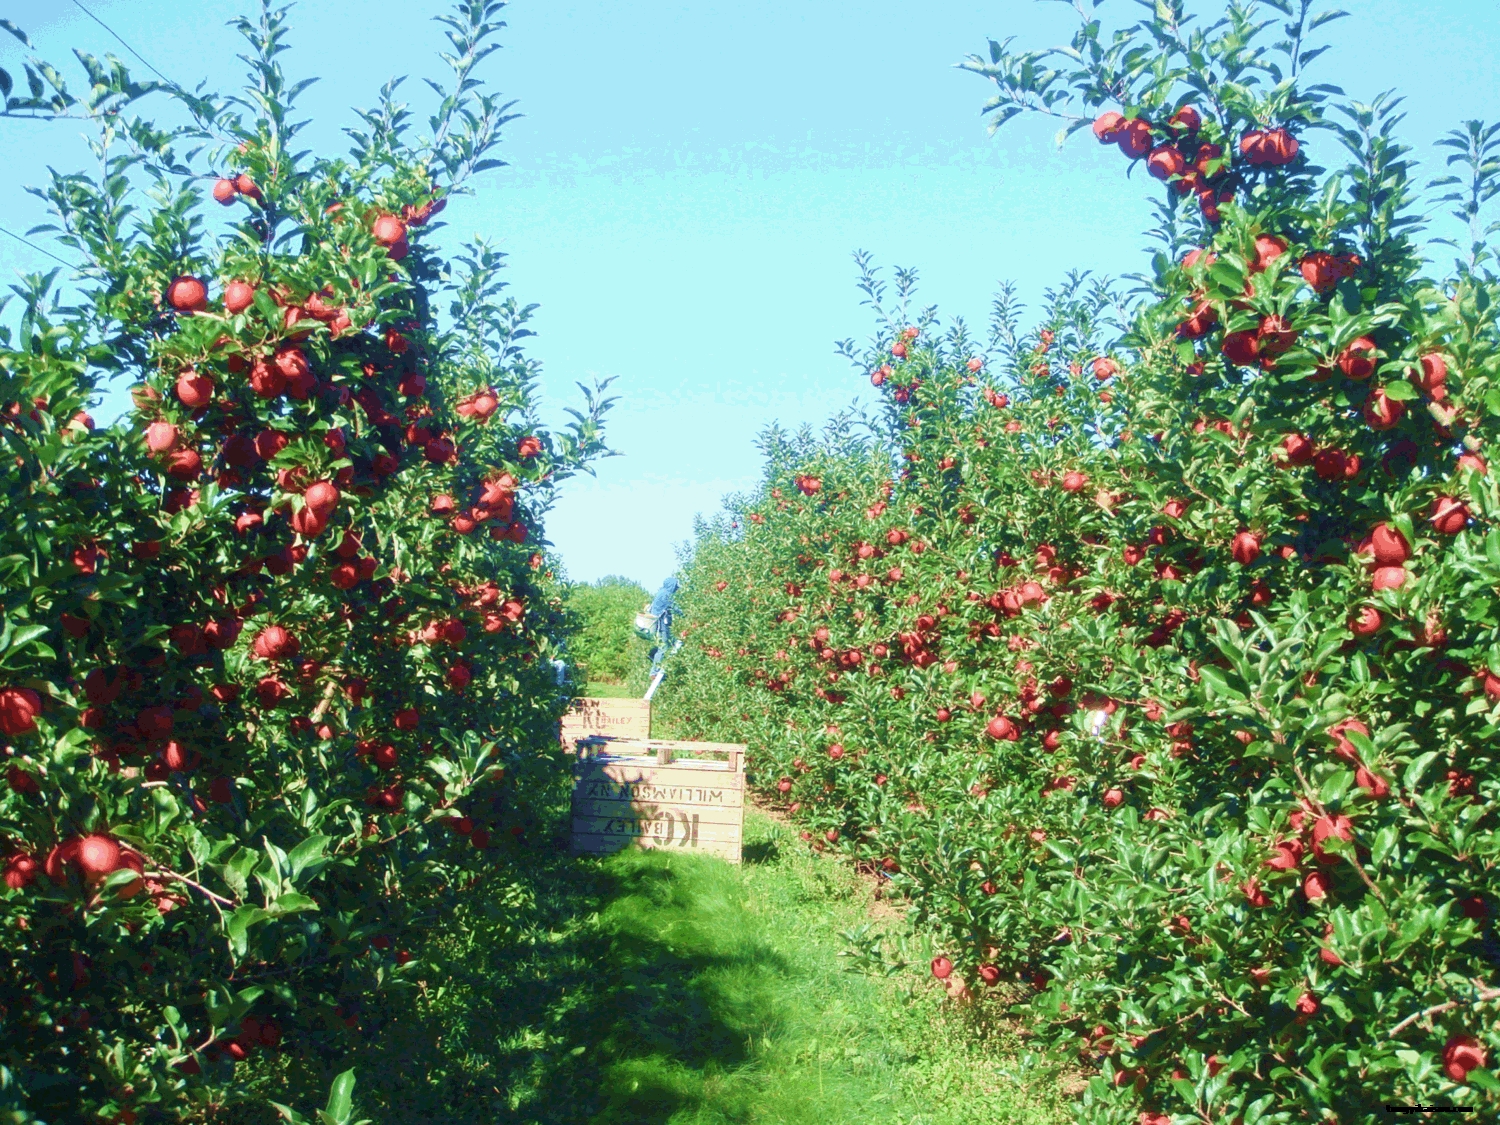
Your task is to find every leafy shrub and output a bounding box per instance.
[660,3,1500,1121]
[564,576,653,692]
[0,3,607,1120]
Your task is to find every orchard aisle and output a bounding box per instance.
[385,808,1069,1124]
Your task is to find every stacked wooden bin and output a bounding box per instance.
[559,697,746,863]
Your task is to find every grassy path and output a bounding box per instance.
[339,806,1069,1124]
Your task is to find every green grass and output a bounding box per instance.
[262,808,1071,1124]
[580,680,644,699]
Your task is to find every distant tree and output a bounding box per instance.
[566,577,653,690]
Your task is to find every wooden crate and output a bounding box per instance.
[559,696,651,746]
[570,737,746,863]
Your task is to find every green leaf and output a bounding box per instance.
[266,892,318,917]
[1370,824,1399,869]
[1466,1067,1500,1093]
[226,905,270,958]
[1379,379,1417,401]
[286,834,330,883]
[1319,768,1354,808]
[1403,751,1440,792]
[324,1069,356,1125]
[1197,665,1245,700]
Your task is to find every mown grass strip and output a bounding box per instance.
[259,808,1070,1124]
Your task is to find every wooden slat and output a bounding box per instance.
[572,796,745,824]
[571,813,742,844]
[576,736,744,755]
[572,763,745,790]
[572,776,744,807]
[572,832,742,862]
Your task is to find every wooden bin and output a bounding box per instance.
[559,696,651,746]
[570,737,747,863]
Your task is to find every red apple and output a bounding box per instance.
[223,280,255,315]
[1442,1034,1486,1083]
[1091,112,1125,143]
[1430,496,1468,534]
[1230,530,1261,566]
[166,276,208,313]
[1337,337,1378,379]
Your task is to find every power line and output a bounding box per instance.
[69,0,175,88]
[0,224,77,269]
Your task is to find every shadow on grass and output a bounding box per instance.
[291,836,795,1125]
[740,837,780,865]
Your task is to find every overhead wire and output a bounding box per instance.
[69,0,176,88]
[0,223,77,268]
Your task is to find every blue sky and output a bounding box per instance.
[3,1,1497,590]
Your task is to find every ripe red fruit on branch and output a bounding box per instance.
[212,177,238,203]
[1328,718,1369,762]
[144,421,179,455]
[1337,337,1378,379]
[1116,117,1153,158]
[1266,840,1303,870]
[1355,764,1390,798]
[1241,127,1299,166]
[1231,530,1261,566]
[0,687,42,736]
[371,213,407,247]
[166,276,208,313]
[224,281,255,315]
[176,370,214,408]
[1221,330,1259,365]
[1168,105,1201,135]
[1092,357,1118,381]
[1146,144,1186,181]
[1363,387,1404,431]
[1251,235,1288,272]
[930,956,953,980]
[1177,300,1216,339]
[518,435,543,458]
[1257,314,1298,357]
[75,834,123,880]
[1092,112,1125,143]
[1312,447,1360,482]
[1280,433,1314,466]
[249,357,285,399]
[986,715,1019,741]
[1311,814,1354,864]
[1369,523,1411,566]
[3,852,39,890]
[1349,606,1382,636]
[251,625,299,660]
[1443,1034,1487,1082]
[303,480,340,515]
[1413,353,1448,400]
[1430,496,1468,534]
[166,448,202,480]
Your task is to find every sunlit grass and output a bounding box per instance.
[239,810,1069,1125]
